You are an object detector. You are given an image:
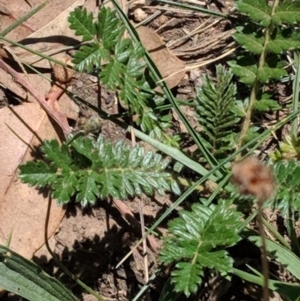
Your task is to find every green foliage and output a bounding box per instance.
[68,7,175,143]
[230,0,300,147]
[68,8,96,41]
[236,0,271,27]
[253,92,281,111]
[228,53,257,84]
[272,0,300,25]
[0,245,77,301]
[232,0,300,85]
[272,159,300,216]
[233,32,264,54]
[159,200,243,297]
[270,135,300,162]
[195,65,240,158]
[19,135,180,206]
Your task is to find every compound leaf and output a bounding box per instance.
[273,0,300,25]
[72,43,103,73]
[234,33,264,54]
[159,200,243,297]
[267,28,300,53]
[228,60,257,84]
[68,7,96,41]
[257,66,286,83]
[236,0,272,27]
[19,135,180,206]
[195,65,240,159]
[97,6,124,49]
[68,6,174,141]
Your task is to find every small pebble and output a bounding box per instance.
[76,80,84,88]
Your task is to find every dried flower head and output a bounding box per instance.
[231,157,275,202]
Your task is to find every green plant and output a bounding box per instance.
[68,7,177,144]
[156,0,300,298]
[19,135,180,206]
[271,159,300,255]
[2,0,300,300]
[0,245,77,301]
[159,199,244,296]
[228,0,300,148]
[195,65,241,158]
[270,51,300,162]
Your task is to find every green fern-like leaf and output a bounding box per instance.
[159,200,243,297]
[68,7,96,41]
[101,39,147,111]
[228,54,258,84]
[267,28,300,53]
[234,22,300,56]
[195,65,240,158]
[97,6,124,49]
[69,7,121,71]
[19,135,180,206]
[234,32,264,54]
[272,160,300,216]
[253,93,281,111]
[72,43,106,73]
[232,1,299,84]
[236,0,271,27]
[68,7,172,139]
[273,0,300,25]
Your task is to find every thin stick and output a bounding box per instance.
[138,201,149,283]
[0,58,71,136]
[257,201,269,301]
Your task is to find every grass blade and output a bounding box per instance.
[0,245,78,301]
[0,0,50,37]
[111,0,221,173]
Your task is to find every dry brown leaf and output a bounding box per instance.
[0,0,83,42]
[0,103,65,259]
[136,26,185,89]
[14,0,85,68]
[0,68,28,101]
[0,0,83,118]
[0,0,34,41]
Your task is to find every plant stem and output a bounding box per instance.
[257,202,269,301]
[292,51,300,137]
[237,81,260,151]
[177,176,205,191]
[237,0,280,151]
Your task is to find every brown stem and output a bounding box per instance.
[0,58,71,136]
[257,201,269,301]
[237,0,280,151]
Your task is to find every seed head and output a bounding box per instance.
[231,157,275,202]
